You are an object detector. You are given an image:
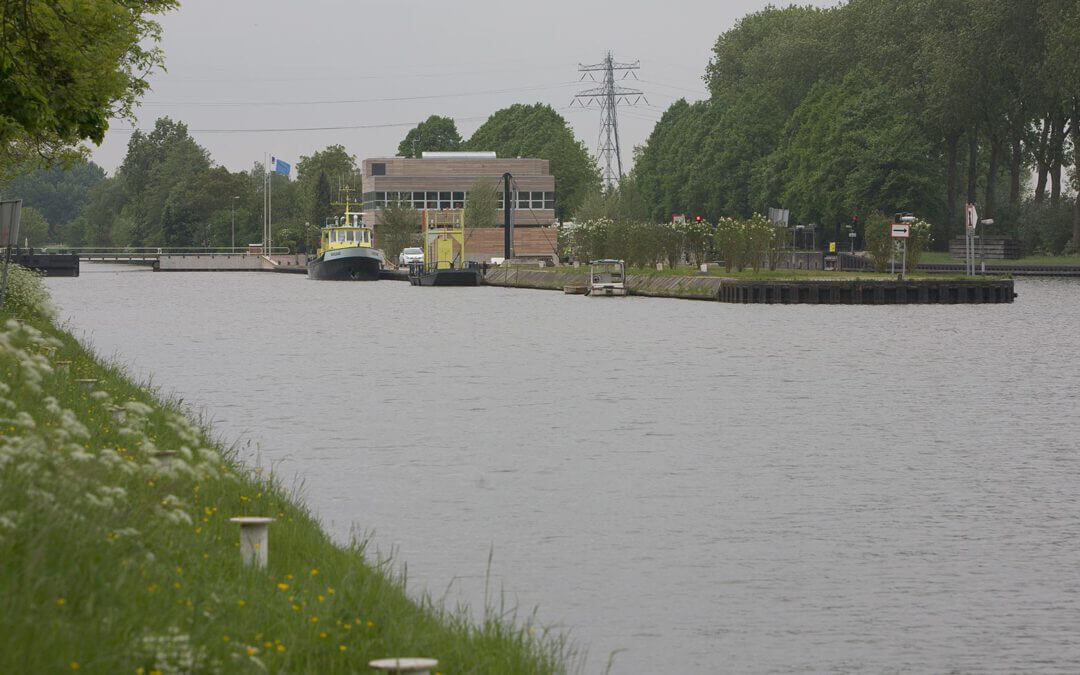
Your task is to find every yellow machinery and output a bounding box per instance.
[421,209,466,270]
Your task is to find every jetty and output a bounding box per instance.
[483,267,1016,304]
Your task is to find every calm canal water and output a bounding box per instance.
[48,267,1080,673]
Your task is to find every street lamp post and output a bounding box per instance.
[231,196,239,251]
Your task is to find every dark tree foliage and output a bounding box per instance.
[631,0,1080,254]
[0,159,105,239]
[397,116,463,158]
[0,0,177,172]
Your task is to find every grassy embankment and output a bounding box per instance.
[919,251,1080,266]
[0,265,573,674]
[510,264,997,282]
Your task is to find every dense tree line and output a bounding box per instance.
[6,104,598,250]
[1,118,364,252]
[631,1,1080,254]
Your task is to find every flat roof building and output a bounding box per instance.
[361,152,556,228]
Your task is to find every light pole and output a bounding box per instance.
[231,196,239,251]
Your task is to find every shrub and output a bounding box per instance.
[0,264,55,320]
[903,219,933,269]
[863,213,893,272]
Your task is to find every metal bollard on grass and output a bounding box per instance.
[368,657,439,675]
[229,517,274,569]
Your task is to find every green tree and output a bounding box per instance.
[117,118,210,245]
[761,68,942,229]
[308,171,333,251]
[378,201,420,262]
[0,159,105,239]
[464,178,499,228]
[1,0,177,172]
[295,145,359,242]
[466,104,600,222]
[14,206,48,247]
[398,116,462,158]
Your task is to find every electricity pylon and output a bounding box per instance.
[572,52,646,190]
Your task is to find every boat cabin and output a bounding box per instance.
[588,259,627,296]
[319,213,374,255]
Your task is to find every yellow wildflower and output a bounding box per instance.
[309,616,319,624]
[276,644,285,652]
[319,632,327,639]
[310,568,318,576]
[56,597,65,606]
[338,645,347,652]
[246,646,258,656]
[70,662,79,670]
[276,583,289,591]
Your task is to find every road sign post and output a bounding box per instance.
[0,199,23,309]
[891,221,910,280]
[964,203,978,276]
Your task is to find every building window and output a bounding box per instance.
[544,192,555,209]
[371,163,386,176]
[531,192,544,209]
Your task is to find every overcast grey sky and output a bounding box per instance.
[93,0,838,175]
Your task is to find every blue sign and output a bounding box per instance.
[271,157,291,177]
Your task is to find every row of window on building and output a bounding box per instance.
[362,191,554,211]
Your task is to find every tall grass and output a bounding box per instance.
[0,267,576,674]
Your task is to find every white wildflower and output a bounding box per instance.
[90,390,110,401]
[123,401,154,418]
[84,492,113,508]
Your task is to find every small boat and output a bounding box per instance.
[587,259,628,296]
[407,208,483,286]
[307,188,384,281]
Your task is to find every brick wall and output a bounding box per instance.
[463,227,558,262]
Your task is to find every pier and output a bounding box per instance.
[484,268,1016,304]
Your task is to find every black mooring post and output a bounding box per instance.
[503,172,512,260]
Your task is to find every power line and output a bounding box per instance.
[571,51,647,189]
[140,81,582,107]
[163,63,580,83]
[104,108,578,135]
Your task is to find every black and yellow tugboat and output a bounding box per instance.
[307,188,385,281]
[407,208,483,286]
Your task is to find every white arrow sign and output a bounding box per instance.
[891,223,910,238]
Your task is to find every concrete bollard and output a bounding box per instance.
[700,263,708,273]
[229,517,274,568]
[368,658,439,675]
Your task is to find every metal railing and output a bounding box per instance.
[57,246,292,258]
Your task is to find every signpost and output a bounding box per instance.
[891,214,914,279]
[0,199,23,308]
[964,203,978,276]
